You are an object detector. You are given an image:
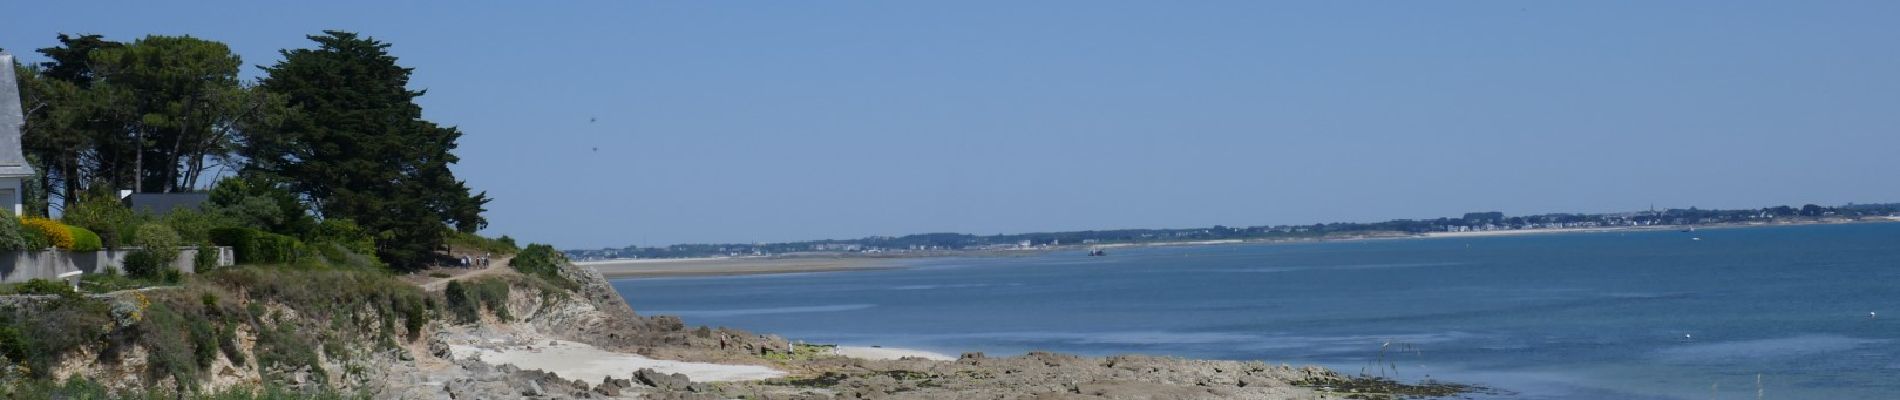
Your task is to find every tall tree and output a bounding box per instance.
[19,34,126,210]
[249,31,488,268]
[89,35,248,193]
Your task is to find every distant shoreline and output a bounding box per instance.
[589,218,1898,279]
[582,256,903,279]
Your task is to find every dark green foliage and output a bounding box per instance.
[309,243,377,270]
[248,31,488,270]
[0,296,113,377]
[208,228,304,265]
[194,242,222,271]
[20,227,48,251]
[201,267,434,381]
[77,268,145,293]
[140,301,215,388]
[2,377,368,399]
[443,281,473,323]
[509,244,575,290]
[123,250,165,280]
[60,188,138,248]
[207,175,315,238]
[68,225,103,251]
[162,208,237,245]
[133,223,183,263]
[443,279,510,324]
[9,279,75,297]
[445,230,517,255]
[21,35,125,211]
[307,219,378,267]
[88,35,247,193]
[0,210,29,251]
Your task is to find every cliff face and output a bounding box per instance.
[516,258,691,351]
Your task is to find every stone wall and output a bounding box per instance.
[0,247,235,283]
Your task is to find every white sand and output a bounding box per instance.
[832,346,956,361]
[448,339,784,383]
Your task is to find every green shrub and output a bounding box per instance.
[444,278,511,324]
[0,210,29,251]
[11,279,75,297]
[209,228,305,265]
[311,218,376,258]
[68,225,103,252]
[124,250,165,280]
[134,223,183,264]
[509,243,575,290]
[194,241,222,271]
[207,175,317,237]
[311,242,379,270]
[21,227,48,250]
[162,207,236,244]
[446,230,518,255]
[21,217,73,250]
[61,188,138,248]
[0,294,112,377]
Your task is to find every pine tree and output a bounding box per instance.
[249,31,488,269]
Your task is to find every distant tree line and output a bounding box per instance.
[9,32,488,268]
[569,203,1900,259]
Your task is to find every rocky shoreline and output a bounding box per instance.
[385,260,1476,399]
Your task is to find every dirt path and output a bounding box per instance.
[412,256,516,292]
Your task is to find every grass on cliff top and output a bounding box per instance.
[0,261,436,393]
[0,240,582,394]
[6,377,368,399]
[445,230,518,256]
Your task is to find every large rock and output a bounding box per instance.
[633,368,693,391]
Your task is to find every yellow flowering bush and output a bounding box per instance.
[21,217,75,250]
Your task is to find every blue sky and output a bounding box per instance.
[4,2,1897,248]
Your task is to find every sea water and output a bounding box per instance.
[611,223,1900,399]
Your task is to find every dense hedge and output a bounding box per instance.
[208,228,305,265]
[67,226,103,252]
[0,212,28,251]
[21,218,74,250]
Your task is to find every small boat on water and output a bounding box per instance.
[1088,249,1107,256]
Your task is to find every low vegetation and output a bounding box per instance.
[508,244,576,290]
[3,378,367,399]
[444,278,510,324]
[445,230,517,256]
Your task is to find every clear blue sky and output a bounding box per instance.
[5,2,1897,249]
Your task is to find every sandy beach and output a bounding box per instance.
[447,339,785,383]
[832,346,957,361]
[581,256,901,278]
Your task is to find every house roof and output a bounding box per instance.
[123,192,211,216]
[0,53,36,178]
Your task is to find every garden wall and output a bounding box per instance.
[0,247,235,283]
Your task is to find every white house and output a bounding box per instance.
[0,52,34,216]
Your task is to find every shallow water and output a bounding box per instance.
[612,223,1900,399]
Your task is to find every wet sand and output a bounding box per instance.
[581,257,901,279]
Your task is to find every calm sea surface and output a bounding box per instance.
[611,223,1900,399]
